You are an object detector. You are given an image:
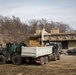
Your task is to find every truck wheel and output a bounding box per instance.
[48,55,51,61]
[0,55,6,64]
[57,54,60,60]
[51,54,57,61]
[44,56,49,64]
[40,57,44,65]
[12,55,22,65]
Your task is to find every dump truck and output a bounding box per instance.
[12,41,61,65]
[0,41,61,65]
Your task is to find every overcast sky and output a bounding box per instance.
[0,0,76,29]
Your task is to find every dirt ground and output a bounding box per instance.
[0,55,76,75]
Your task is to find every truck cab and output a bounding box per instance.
[44,40,61,60]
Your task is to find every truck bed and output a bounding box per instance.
[21,46,52,58]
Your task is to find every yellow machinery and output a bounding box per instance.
[29,35,41,47]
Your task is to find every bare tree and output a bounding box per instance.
[0,15,73,45]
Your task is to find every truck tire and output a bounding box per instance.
[51,54,57,61]
[12,55,22,65]
[44,56,49,64]
[0,55,6,64]
[48,55,51,61]
[40,57,44,65]
[57,53,60,60]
